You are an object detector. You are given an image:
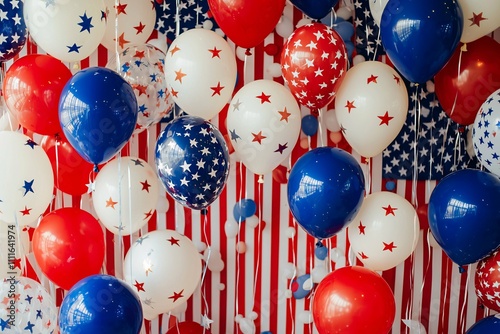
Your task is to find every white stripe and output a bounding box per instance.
[277,182,292,334]
[428,248,443,334]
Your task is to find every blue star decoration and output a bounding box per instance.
[67,43,82,53]
[78,11,94,33]
[24,139,37,149]
[22,179,34,196]
[353,0,386,61]
[0,318,10,330]
[24,321,34,333]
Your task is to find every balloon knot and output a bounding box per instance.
[458,265,466,274]
[257,175,264,183]
[460,43,468,52]
[245,48,252,56]
[201,208,208,215]
[93,164,99,173]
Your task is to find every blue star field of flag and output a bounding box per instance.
[154,0,218,43]
[354,0,480,180]
[0,0,27,62]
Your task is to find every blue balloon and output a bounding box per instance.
[301,115,319,137]
[155,115,230,210]
[290,0,339,20]
[380,0,463,84]
[428,169,500,266]
[333,20,354,42]
[344,41,354,59]
[59,274,143,334]
[292,274,313,299]
[0,1,27,62]
[466,315,500,333]
[233,198,257,222]
[287,147,365,239]
[315,242,328,260]
[59,67,138,167]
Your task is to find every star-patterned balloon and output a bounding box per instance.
[458,0,500,43]
[93,156,160,235]
[24,0,107,62]
[123,229,202,317]
[0,276,58,333]
[155,115,230,210]
[473,89,500,177]
[101,0,156,51]
[348,191,420,271]
[281,22,348,110]
[107,44,174,133]
[0,0,27,62]
[475,249,500,312]
[0,132,54,227]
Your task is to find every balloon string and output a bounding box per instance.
[114,0,121,73]
[317,108,325,147]
[200,213,211,331]
[411,85,420,207]
[251,181,263,309]
[288,222,297,334]
[449,44,466,120]
[175,0,181,38]
[365,157,372,195]
[54,136,61,208]
[458,268,470,333]
[234,161,244,322]
[116,155,124,279]
[419,230,433,326]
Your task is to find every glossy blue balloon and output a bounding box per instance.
[428,169,500,266]
[233,198,257,222]
[380,0,463,84]
[59,67,138,167]
[301,115,318,137]
[466,315,500,333]
[0,1,27,62]
[59,274,143,334]
[155,115,230,210]
[315,242,328,260]
[290,0,338,19]
[287,147,365,239]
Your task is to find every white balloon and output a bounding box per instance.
[0,132,54,226]
[283,262,296,279]
[24,0,107,62]
[348,191,420,271]
[0,108,19,132]
[335,60,408,158]
[224,219,239,238]
[246,215,259,229]
[266,63,283,78]
[311,266,328,283]
[276,15,294,39]
[458,0,500,43]
[352,54,366,66]
[336,7,353,20]
[124,229,202,316]
[147,37,168,54]
[368,0,388,27]
[101,0,156,51]
[227,79,301,176]
[298,310,313,324]
[156,194,170,214]
[402,319,427,334]
[164,28,237,120]
[0,224,30,278]
[324,109,340,132]
[235,46,247,61]
[93,156,159,235]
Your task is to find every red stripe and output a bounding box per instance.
[438,257,453,334]
[269,179,282,334]
[183,207,194,322]
[286,210,297,334]
[105,230,115,276]
[456,268,469,333]
[420,231,433,330]
[200,208,212,327]
[218,184,228,334]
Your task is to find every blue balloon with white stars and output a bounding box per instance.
[0,0,27,62]
[155,115,230,210]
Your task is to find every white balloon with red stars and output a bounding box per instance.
[334,60,408,158]
[348,191,420,272]
[281,22,348,110]
[101,0,156,51]
[164,28,237,120]
[123,229,202,317]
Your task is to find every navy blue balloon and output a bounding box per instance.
[466,315,500,333]
[428,169,500,266]
[59,274,143,334]
[287,147,365,239]
[290,0,338,20]
[0,1,27,62]
[233,198,257,222]
[59,67,138,167]
[301,115,319,137]
[380,0,463,84]
[155,115,230,210]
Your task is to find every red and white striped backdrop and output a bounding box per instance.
[7,1,500,333]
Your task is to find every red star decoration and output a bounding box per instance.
[256,92,271,104]
[469,12,487,27]
[12,258,21,269]
[393,75,401,85]
[210,82,224,96]
[20,206,32,216]
[345,100,356,113]
[170,45,180,56]
[1,297,9,305]
[174,69,187,83]
[167,236,180,246]
[208,46,221,58]
[106,197,118,209]
[134,50,145,59]
[278,108,291,122]
[115,2,127,15]
[37,295,43,303]
[382,204,397,216]
[358,221,366,235]
[169,289,184,302]
[115,32,130,49]
[378,111,394,126]
[252,131,267,144]
[134,22,146,34]
[383,241,397,252]
[144,210,153,220]
[367,74,378,84]
[134,280,145,292]
[171,88,179,98]
[140,180,151,192]
[133,84,148,96]
[359,252,369,259]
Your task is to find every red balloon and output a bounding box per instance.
[207,0,285,49]
[3,54,72,135]
[312,266,395,334]
[281,23,347,110]
[435,36,500,125]
[166,321,207,334]
[32,207,105,290]
[41,134,95,196]
[475,249,500,312]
